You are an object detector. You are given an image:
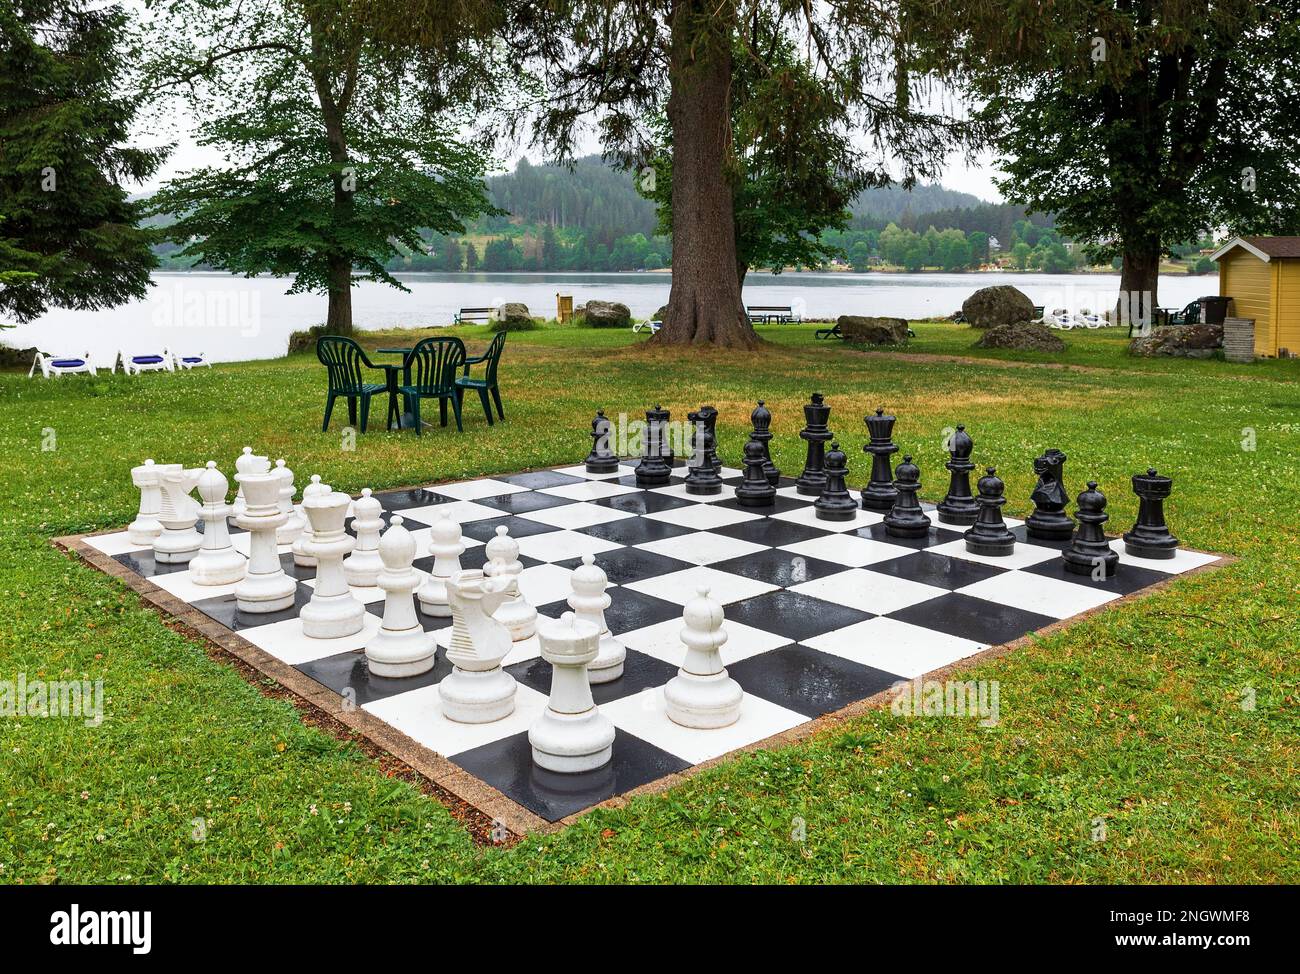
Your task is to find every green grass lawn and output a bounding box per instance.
[2,320,1298,883]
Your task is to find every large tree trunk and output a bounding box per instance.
[1116,244,1161,333]
[324,255,353,334]
[653,0,758,349]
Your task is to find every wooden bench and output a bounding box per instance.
[746,305,801,324]
[454,307,494,324]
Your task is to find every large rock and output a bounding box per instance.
[962,286,1036,328]
[576,300,632,329]
[838,315,909,345]
[1129,323,1223,358]
[491,302,535,332]
[974,321,1066,353]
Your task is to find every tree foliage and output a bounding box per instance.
[143,0,497,332]
[0,0,165,324]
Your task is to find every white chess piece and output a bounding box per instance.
[438,569,516,723]
[529,612,615,772]
[664,586,742,728]
[567,554,626,683]
[232,470,297,613]
[343,487,383,587]
[153,465,203,564]
[483,525,537,641]
[128,459,164,545]
[366,515,437,676]
[300,490,365,638]
[292,474,331,568]
[417,511,463,618]
[190,461,247,585]
[273,458,305,544]
[230,446,265,521]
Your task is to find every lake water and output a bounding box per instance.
[6,270,1217,364]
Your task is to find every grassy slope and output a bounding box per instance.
[1,321,1297,884]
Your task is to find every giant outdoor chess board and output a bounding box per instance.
[72,460,1221,829]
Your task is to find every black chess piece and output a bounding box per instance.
[684,408,723,495]
[860,408,899,511]
[964,467,1016,556]
[1025,448,1075,540]
[750,400,780,485]
[1063,481,1120,577]
[634,404,673,487]
[884,455,932,538]
[936,424,979,525]
[796,393,833,496]
[697,405,721,474]
[1123,468,1178,559]
[814,442,858,521]
[735,439,777,507]
[584,409,619,474]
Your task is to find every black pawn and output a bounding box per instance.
[814,442,858,521]
[585,409,619,474]
[884,455,932,538]
[702,403,722,475]
[1063,481,1120,577]
[1123,468,1178,559]
[796,393,833,496]
[635,404,672,487]
[1025,448,1075,540]
[735,439,777,507]
[750,400,781,485]
[860,408,899,511]
[964,467,1016,556]
[684,408,723,495]
[936,424,979,525]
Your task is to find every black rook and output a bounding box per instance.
[1123,468,1178,559]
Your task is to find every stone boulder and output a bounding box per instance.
[973,321,1066,353]
[491,302,535,331]
[0,343,40,369]
[962,285,1036,328]
[652,304,669,323]
[576,300,632,329]
[1128,323,1223,358]
[838,315,909,345]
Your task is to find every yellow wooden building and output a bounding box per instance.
[1211,236,1300,357]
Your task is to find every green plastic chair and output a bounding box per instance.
[455,332,507,425]
[399,336,467,434]
[316,336,388,433]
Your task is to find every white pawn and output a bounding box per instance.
[128,459,164,545]
[190,461,247,585]
[417,511,464,618]
[273,459,305,545]
[568,554,626,683]
[664,587,742,729]
[292,475,331,568]
[230,446,265,521]
[530,612,615,773]
[483,525,537,641]
[300,490,365,638]
[343,487,384,587]
[366,515,437,676]
[232,470,297,613]
[438,570,516,723]
[153,465,203,564]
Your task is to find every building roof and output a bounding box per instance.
[1211,236,1300,262]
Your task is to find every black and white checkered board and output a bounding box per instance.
[86,461,1217,823]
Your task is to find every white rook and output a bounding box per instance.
[128,459,164,545]
[530,612,615,773]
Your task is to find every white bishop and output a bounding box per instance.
[343,487,384,587]
[483,525,536,640]
[567,554,626,683]
[416,511,464,618]
[366,515,437,676]
[292,474,331,568]
[190,461,247,585]
[273,459,305,544]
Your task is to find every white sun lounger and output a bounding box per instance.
[119,349,175,375]
[632,319,661,334]
[28,351,99,379]
[172,351,211,370]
